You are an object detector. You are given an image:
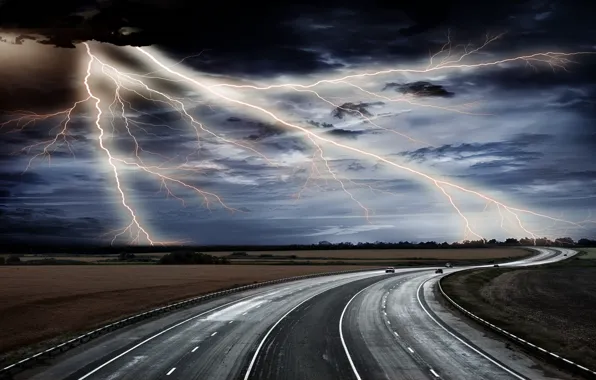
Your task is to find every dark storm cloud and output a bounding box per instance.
[307,120,334,128]
[1,0,551,76]
[452,56,596,93]
[0,212,107,241]
[0,80,74,113]
[243,120,310,151]
[347,162,366,171]
[383,81,454,97]
[400,134,551,163]
[332,102,384,119]
[246,122,286,141]
[326,129,365,139]
[457,167,596,190]
[0,171,47,186]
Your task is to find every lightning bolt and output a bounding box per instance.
[81,43,156,245]
[1,33,593,245]
[134,42,588,243]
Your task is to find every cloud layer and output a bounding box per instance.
[1,0,596,244]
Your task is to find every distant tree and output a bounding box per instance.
[487,239,498,245]
[6,255,21,264]
[159,251,229,265]
[578,238,596,247]
[504,238,520,245]
[554,237,574,246]
[118,252,136,261]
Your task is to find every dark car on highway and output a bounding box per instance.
[385,267,395,273]
[493,264,500,267]
[435,269,443,274]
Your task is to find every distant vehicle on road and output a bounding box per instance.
[564,254,567,256]
[493,264,500,267]
[435,269,443,274]
[385,267,395,273]
[445,263,452,268]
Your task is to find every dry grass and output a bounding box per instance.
[213,248,528,259]
[0,265,371,357]
[442,264,596,372]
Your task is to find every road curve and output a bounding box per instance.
[23,269,388,380]
[338,247,576,380]
[21,248,574,380]
[246,247,577,380]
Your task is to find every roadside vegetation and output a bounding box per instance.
[441,249,596,372]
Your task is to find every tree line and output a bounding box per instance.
[1,236,594,255]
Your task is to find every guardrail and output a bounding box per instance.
[0,267,382,379]
[438,272,596,379]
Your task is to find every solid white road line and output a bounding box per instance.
[416,278,526,380]
[244,274,383,380]
[77,292,265,380]
[166,368,176,376]
[339,281,384,380]
[211,332,218,337]
[191,346,199,353]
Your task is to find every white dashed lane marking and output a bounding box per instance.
[166,368,176,376]
[211,332,218,337]
[407,347,414,354]
[191,346,199,353]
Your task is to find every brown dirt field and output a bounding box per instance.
[15,256,116,262]
[0,265,372,360]
[441,264,596,372]
[214,248,529,259]
[229,259,404,264]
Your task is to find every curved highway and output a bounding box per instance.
[21,248,575,380]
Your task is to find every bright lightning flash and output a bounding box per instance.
[1,33,593,245]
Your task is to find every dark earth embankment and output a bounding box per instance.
[441,253,596,372]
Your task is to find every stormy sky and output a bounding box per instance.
[1,0,595,245]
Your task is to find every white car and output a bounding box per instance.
[385,267,395,273]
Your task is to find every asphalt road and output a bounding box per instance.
[22,248,575,380]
